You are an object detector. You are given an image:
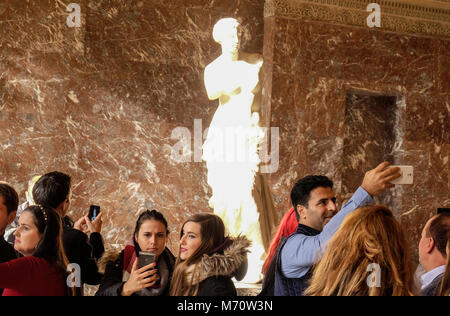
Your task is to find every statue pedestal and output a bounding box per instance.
[234,281,262,296]
[239,242,265,284]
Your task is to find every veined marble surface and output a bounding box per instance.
[0,0,448,276]
[0,0,265,254]
[263,17,449,262]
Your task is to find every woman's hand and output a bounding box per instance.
[121,259,158,296]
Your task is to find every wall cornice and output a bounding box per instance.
[265,0,450,37]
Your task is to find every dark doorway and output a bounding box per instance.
[342,92,398,208]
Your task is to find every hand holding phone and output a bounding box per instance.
[89,205,101,222]
[122,256,158,296]
[388,165,414,185]
[437,208,450,214]
[138,251,156,270]
[86,205,103,233]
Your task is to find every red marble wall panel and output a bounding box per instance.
[0,0,265,257]
[1,0,448,284]
[264,17,450,264]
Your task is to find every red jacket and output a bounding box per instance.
[0,256,66,296]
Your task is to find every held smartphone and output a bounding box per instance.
[138,251,156,270]
[437,208,450,214]
[88,205,101,222]
[389,165,414,185]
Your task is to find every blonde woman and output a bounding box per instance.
[304,205,415,296]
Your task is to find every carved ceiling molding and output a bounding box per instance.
[265,0,450,38]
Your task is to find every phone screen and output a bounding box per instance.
[138,251,156,270]
[89,205,100,222]
[437,208,450,214]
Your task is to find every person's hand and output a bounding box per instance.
[361,162,401,197]
[73,212,103,234]
[74,216,86,232]
[121,260,158,296]
[84,212,103,234]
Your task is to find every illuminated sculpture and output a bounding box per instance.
[202,18,267,283]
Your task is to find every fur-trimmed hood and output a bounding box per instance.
[98,248,122,274]
[184,235,251,286]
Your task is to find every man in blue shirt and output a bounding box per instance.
[274,162,401,296]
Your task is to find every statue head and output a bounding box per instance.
[212,18,241,53]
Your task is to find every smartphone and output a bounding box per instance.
[138,251,156,270]
[88,205,100,222]
[389,165,414,185]
[437,208,450,214]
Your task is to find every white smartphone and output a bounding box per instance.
[389,165,414,185]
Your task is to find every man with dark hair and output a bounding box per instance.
[275,162,401,296]
[419,212,450,296]
[290,175,336,231]
[0,182,20,295]
[4,175,41,243]
[32,172,71,210]
[33,171,105,295]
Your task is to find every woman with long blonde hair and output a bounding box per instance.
[304,205,415,296]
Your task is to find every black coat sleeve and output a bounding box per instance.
[95,252,126,296]
[197,276,237,296]
[63,228,104,285]
[89,232,105,260]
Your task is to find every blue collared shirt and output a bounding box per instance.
[421,265,445,290]
[281,186,373,278]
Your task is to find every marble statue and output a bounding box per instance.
[202,18,271,283]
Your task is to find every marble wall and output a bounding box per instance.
[342,93,399,209]
[1,0,449,278]
[0,0,265,254]
[263,16,450,261]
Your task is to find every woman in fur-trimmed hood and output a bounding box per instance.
[169,213,251,296]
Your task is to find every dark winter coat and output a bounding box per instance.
[62,216,105,296]
[95,247,175,296]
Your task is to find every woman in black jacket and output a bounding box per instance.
[96,210,175,296]
[169,213,250,296]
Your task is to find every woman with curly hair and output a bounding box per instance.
[304,204,415,296]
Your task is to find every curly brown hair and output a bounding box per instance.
[304,205,415,296]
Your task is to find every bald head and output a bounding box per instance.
[426,213,450,257]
